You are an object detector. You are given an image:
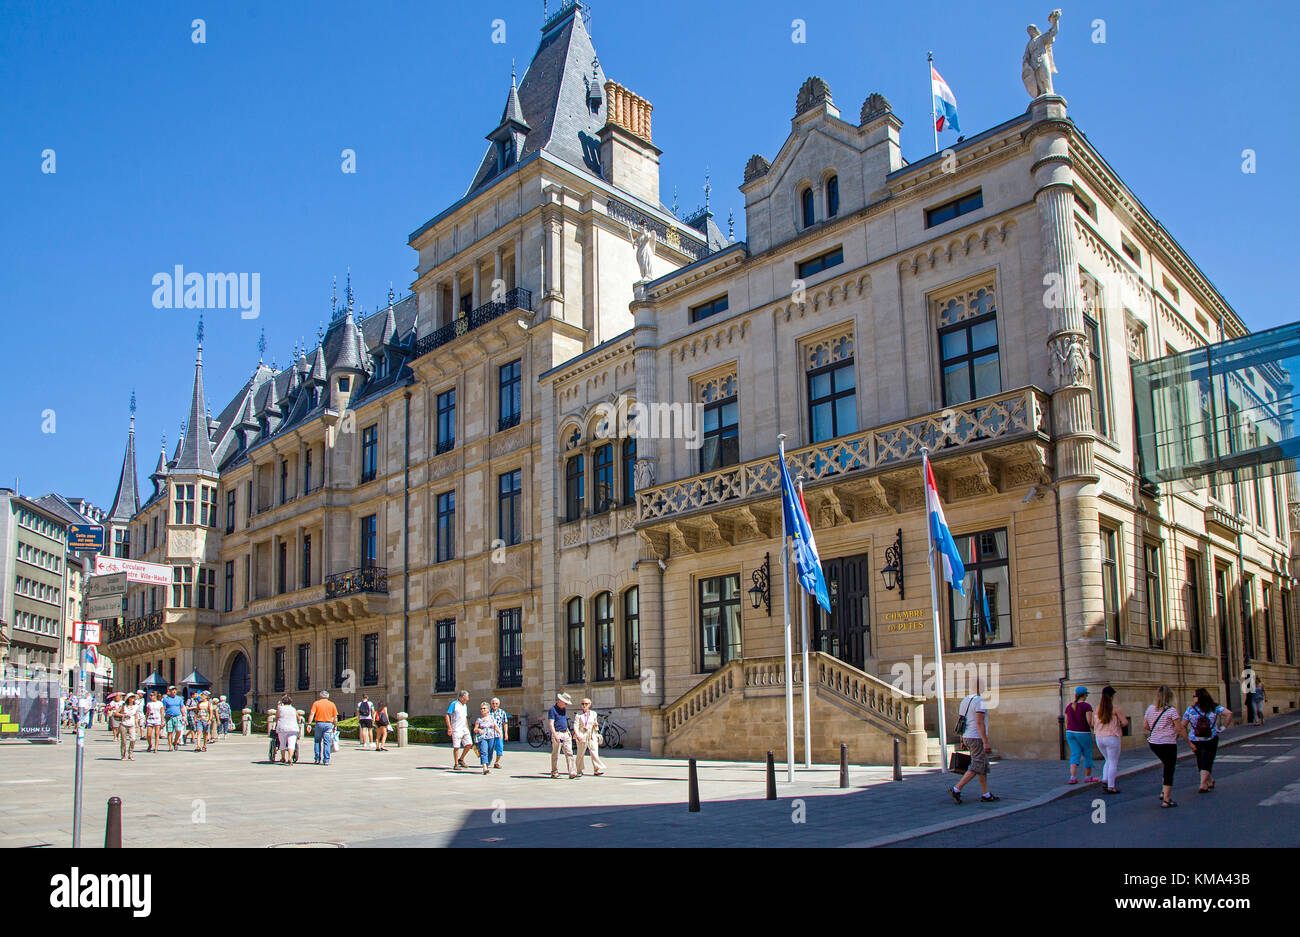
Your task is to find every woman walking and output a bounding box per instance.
[375,703,391,751]
[574,698,607,777]
[1144,685,1189,808]
[194,692,212,752]
[144,691,164,753]
[473,703,500,775]
[274,695,300,765]
[1064,686,1096,784]
[1183,688,1231,793]
[1089,686,1128,794]
[1252,679,1267,726]
[118,693,143,761]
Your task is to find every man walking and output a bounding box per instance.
[217,695,232,737]
[357,695,375,749]
[951,676,999,804]
[307,690,340,765]
[489,697,509,769]
[445,690,475,769]
[548,692,577,779]
[162,686,185,751]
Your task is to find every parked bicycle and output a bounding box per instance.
[526,720,551,749]
[598,711,626,749]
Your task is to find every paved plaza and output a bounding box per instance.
[2,711,1296,848]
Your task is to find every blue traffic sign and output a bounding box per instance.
[68,524,105,552]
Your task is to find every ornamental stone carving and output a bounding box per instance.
[860,92,892,125]
[743,154,771,184]
[935,283,997,328]
[634,458,656,489]
[696,370,738,403]
[1049,334,1091,389]
[795,77,833,116]
[805,332,855,369]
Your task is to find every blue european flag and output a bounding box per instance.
[778,456,831,613]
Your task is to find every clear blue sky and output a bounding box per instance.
[2,0,1295,509]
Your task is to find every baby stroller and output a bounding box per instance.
[268,723,300,763]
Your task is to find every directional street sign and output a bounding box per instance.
[85,572,128,599]
[68,524,105,552]
[73,621,102,645]
[86,594,126,621]
[94,556,171,585]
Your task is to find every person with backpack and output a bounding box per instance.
[1182,687,1231,793]
[1088,685,1129,794]
[1144,685,1189,808]
[950,675,999,804]
[357,695,375,749]
[375,703,391,750]
[1064,686,1097,785]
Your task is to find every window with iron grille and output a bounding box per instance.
[498,359,522,431]
[567,597,586,684]
[334,637,348,688]
[274,649,286,692]
[497,608,523,688]
[437,388,456,454]
[363,633,379,686]
[297,643,310,690]
[435,619,456,693]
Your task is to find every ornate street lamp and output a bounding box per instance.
[880,528,904,599]
[748,552,771,615]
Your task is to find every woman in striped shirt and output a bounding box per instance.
[1144,685,1190,808]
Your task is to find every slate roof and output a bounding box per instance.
[467,4,606,194]
[107,417,140,523]
[174,347,218,476]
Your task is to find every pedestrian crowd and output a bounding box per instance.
[98,686,234,760]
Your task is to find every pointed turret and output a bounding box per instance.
[150,435,169,497]
[174,320,218,476]
[107,396,140,524]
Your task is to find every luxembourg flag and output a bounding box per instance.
[924,454,966,595]
[931,63,961,134]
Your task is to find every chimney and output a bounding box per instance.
[598,81,661,205]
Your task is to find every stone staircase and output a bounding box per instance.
[658,651,929,765]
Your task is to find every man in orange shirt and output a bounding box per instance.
[307,690,340,765]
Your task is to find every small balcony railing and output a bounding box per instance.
[105,611,164,644]
[413,288,532,359]
[324,566,389,599]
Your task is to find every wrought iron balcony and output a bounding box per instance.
[413,288,532,360]
[498,412,521,432]
[324,566,389,599]
[106,612,164,644]
[606,197,711,263]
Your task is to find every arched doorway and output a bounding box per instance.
[228,652,250,711]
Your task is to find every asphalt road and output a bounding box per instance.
[889,731,1300,847]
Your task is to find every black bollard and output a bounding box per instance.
[893,738,903,781]
[688,758,700,812]
[766,750,777,800]
[839,743,849,788]
[105,797,122,848]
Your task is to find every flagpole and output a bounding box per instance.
[923,448,950,768]
[796,475,812,769]
[778,435,796,782]
[925,50,935,152]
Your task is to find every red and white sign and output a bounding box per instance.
[94,556,172,586]
[73,621,102,645]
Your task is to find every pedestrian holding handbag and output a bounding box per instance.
[948,696,976,773]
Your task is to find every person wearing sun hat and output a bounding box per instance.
[1064,686,1097,784]
[548,692,577,779]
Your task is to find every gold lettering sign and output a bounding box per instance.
[881,608,927,633]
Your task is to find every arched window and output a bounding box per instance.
[594,592,615,681]
[801,187,815,228]
[826,175,840,218]
[567,597,586,684]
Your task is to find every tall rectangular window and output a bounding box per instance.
[280,460,289,503]
[1242,574,1256,663]
[277,541,288,594]
[223,560,234,613]
[950,529,1013,649]
[498,470,522,546]
[699,574,742,672]
[333,637,348,688]
[363,633,379,686]
[435,619,456,693]
[1144,543,1165,649]
[808,359,858,443]
[246,481,253,526]
[701,392,739,473]
[1100,526,1122,643]
[173,484,194,525]
[1083,315,1109,437]
[622,437,637,505]
[939,299,1000,405]
[623,587,640,680]
[1186,555,1204,653]
[171,566,193,608]
[361,425,378,483]
[1263,582,1275,663]
[201,486,217,527]
[566,597,586,684]
[301,534,312,588]
[497,607,523,689]
[1283,590,1294,665]
[436,388,456,454]
[594,592,615,681]
[565,455,585,522]
[297,643,310,690]
[360,515,377,569]
[225,489,236,534]
[244,555,251,604]
[304,449,313,495]
[436,491,456,563]
[593,445,614,512]
[498,359,522,431]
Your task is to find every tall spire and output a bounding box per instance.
[107,394,140,523]
[174,325,218,476]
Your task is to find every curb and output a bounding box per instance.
[843,711,1300,848]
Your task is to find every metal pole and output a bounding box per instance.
[923,450,950,766]
[778,436,795,782]
[928,52,939,154]
[72,633,87,848]
[797,475,812,769]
